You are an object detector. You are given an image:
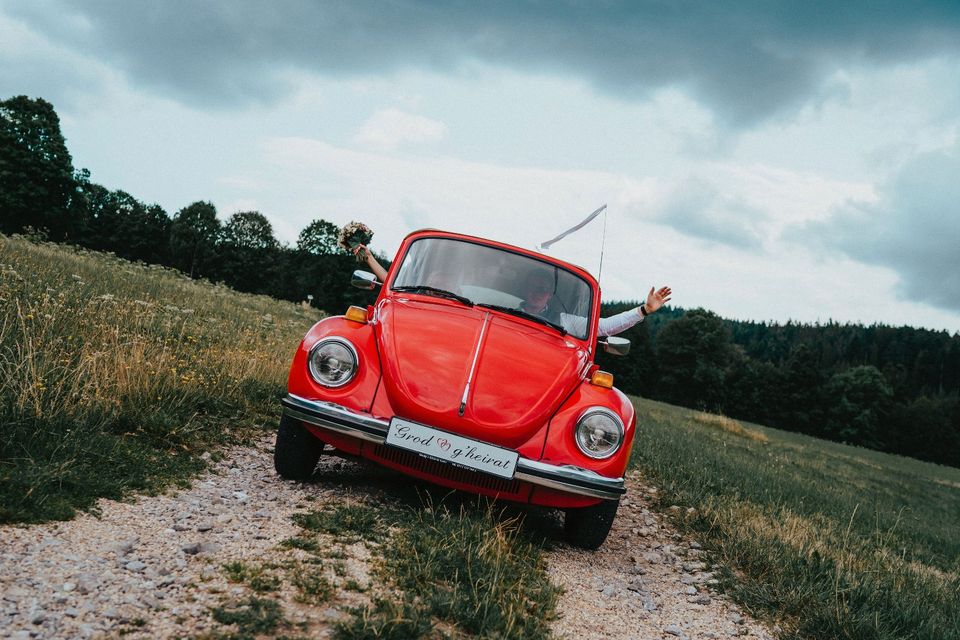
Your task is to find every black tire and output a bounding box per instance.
[563,498,620,550]
[274,414,324,481]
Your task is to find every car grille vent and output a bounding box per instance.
[371,445,521,494]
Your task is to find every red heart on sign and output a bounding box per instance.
[437,438,451,451]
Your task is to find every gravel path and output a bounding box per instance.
[0,437,374,639]
[545,471,775,639]
[1,436,775,639]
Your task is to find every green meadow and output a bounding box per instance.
[0,234,321,522]
[630,396,960,640]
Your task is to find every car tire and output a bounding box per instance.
[274,415,324,481]
[563,498,620,550]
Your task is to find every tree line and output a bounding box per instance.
[3,95,959,468]
[595,305,960,468]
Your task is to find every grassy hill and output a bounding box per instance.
[3,234,958,639]
[630,397,960,640]
[0,234,322,522]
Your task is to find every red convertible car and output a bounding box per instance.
[275,230,635,548]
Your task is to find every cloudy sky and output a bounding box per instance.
[3,1,960,332]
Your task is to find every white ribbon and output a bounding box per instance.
[538,204,607,251]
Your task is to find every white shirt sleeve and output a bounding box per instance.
[559,307,643,337]
[598,307,643,337]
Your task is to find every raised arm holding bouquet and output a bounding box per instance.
[338,222,388,281]
[353,245,387,282]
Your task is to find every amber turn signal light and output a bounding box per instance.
[345,305,368,324]
[590,370,614,389]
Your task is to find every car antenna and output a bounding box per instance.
[597,205,608,284]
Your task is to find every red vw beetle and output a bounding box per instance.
[275,230,635,548]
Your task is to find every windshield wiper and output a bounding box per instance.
[393,285,474,307]
[476,303,567,336]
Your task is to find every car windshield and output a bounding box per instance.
[392,237,594,339]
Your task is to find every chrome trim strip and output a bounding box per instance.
[513,472,621,500]
[282,394,388,443]
[459,311,491,416]
[281,394,625,500]
[514,458,625,499]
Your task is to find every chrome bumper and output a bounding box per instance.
[281,393,626,500]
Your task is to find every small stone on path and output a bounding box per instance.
[180,542,201,555]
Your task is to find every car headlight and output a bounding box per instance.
[308,337,358,388]
[574,408,624,459]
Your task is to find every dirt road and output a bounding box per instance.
[0,436,774,639]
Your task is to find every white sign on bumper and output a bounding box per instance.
[385,417,519,479]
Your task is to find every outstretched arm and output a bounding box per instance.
[597,285,672,336]
[353,244,388,282]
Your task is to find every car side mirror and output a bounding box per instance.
[351,270,381,290]
[600,336,631,356]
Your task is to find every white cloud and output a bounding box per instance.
[353,108,447,150]
[628,162,874,254]
[792,145,960,313]
[734,58,960,181]
[260,136,641,251]
[210,135,960,330]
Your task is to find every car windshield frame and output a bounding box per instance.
[389,235,596,340]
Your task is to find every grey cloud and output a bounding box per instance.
[653,178,767,250]
[0,15,108,111]
[792,146,960,312]
[6,1,960,125]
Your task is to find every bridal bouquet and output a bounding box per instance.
[337,221,374,262]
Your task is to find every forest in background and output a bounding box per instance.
[3,95,959,467]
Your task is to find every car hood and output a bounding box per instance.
[375,297,589,449]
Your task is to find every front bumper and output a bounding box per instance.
[281,393,626,500]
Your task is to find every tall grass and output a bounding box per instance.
[0,235,322,522]
[631,397,960,640]
[377,503,560,639]
[292,501,560,640]
[691,410,769,442]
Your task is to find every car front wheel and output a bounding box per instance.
[563,498,620,550]
[274,415,324,481]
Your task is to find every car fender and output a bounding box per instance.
[539,381,636,478]
[287,315,382,415]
